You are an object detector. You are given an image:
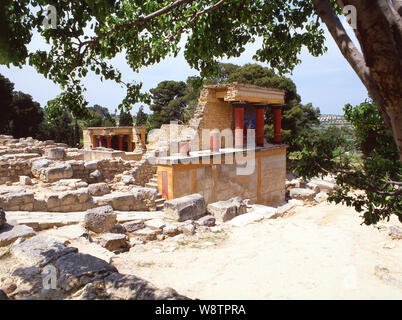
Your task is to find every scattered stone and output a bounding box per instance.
[0,207,5,228]
[54,252,117,292]
[389,225,402,240]
[314,192,329,203]
[84,205,116,234]
[0,289,8,300]
[89,169,102,183]
[19,176,32,185]
[110,224,125,234]
[227,212,264,227]
[145,219,166,230]
[0,224,36,247]
[207,197,247,222]
[122,220,145,233]
[179,223,196,235]
[11,235,77,267]
[132,227,161,241]
[306,182,319,193]
[2,283,17,294]
[289,188,316,201]
[309,178,337,194]
[162,223,180,237]
[195,215,216,227]
[104,272,187,300]
[164,193,206,222]
[98,233,128,251]
[88,182,110,196]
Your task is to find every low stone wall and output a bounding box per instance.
[0,159,32,184]
[0,186,157,212]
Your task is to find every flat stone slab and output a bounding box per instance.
[227,212,264,227]
[5,211,164,231]
[289,188,316,200]
[0,224,36,247]
[11,235,77,267]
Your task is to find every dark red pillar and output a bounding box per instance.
[118,135,124,151]
[234,105,245,148]
[256,106,265,147]
[210,130,220,152]
[106,136,112,149]
[98,136,102,147]
[273,105,282,143]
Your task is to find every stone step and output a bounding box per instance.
[155,198,165,205]
[149,177,158,183]
[156,204,164,210]
[145,182,158,190]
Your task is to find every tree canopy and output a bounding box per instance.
[1,0,401,158]
[292,101,401,225]
[135,105,148,126]
[118,110,134,126]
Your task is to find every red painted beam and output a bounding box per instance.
[256,106,265,147]
[273,106,282,143]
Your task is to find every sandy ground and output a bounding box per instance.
[113,202,402,300]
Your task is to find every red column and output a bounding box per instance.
[234,105,245,148]
[98,136,103,147]
[273,106,282,143]
[106,136,112,149]
[210,130,220,152]
[256,106,265,147]
[118,135,124,151]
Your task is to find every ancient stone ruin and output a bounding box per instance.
[0,83,345,300]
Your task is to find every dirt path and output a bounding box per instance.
[113,202,402,299]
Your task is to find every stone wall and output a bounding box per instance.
[158,146,286,206]
[0,159,33,184]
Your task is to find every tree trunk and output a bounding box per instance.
[312,0,402,161]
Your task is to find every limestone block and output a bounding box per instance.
[84,205,117,234]
[144,219,166,230]
[164,194,206,222]
[44,164,73,182]
[88,182,110,196]
[207,197,247,222]
[122,220,145,233]
[98,233,128,251]
[389,225,402,240]
[289,188,316,200]
[309,178,337,194]
[132,227,161,241]
[195,215,216,227]
[55,252,117,291]
[0,224,36,247]
[19,176,32,185]
[11,235,77,266]
[45,147,66,160]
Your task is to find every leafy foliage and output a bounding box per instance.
[135,105,148,126]
[148,80,189,129]
[0,0,328,117]
[118,110,133,127]
[291,101,401,225]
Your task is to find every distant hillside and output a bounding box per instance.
[318,114,351,128]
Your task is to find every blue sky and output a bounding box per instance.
[0,19,368,116]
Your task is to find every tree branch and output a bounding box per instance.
[311,0,392,129]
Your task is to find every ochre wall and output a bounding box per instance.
[157,146,286,206]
